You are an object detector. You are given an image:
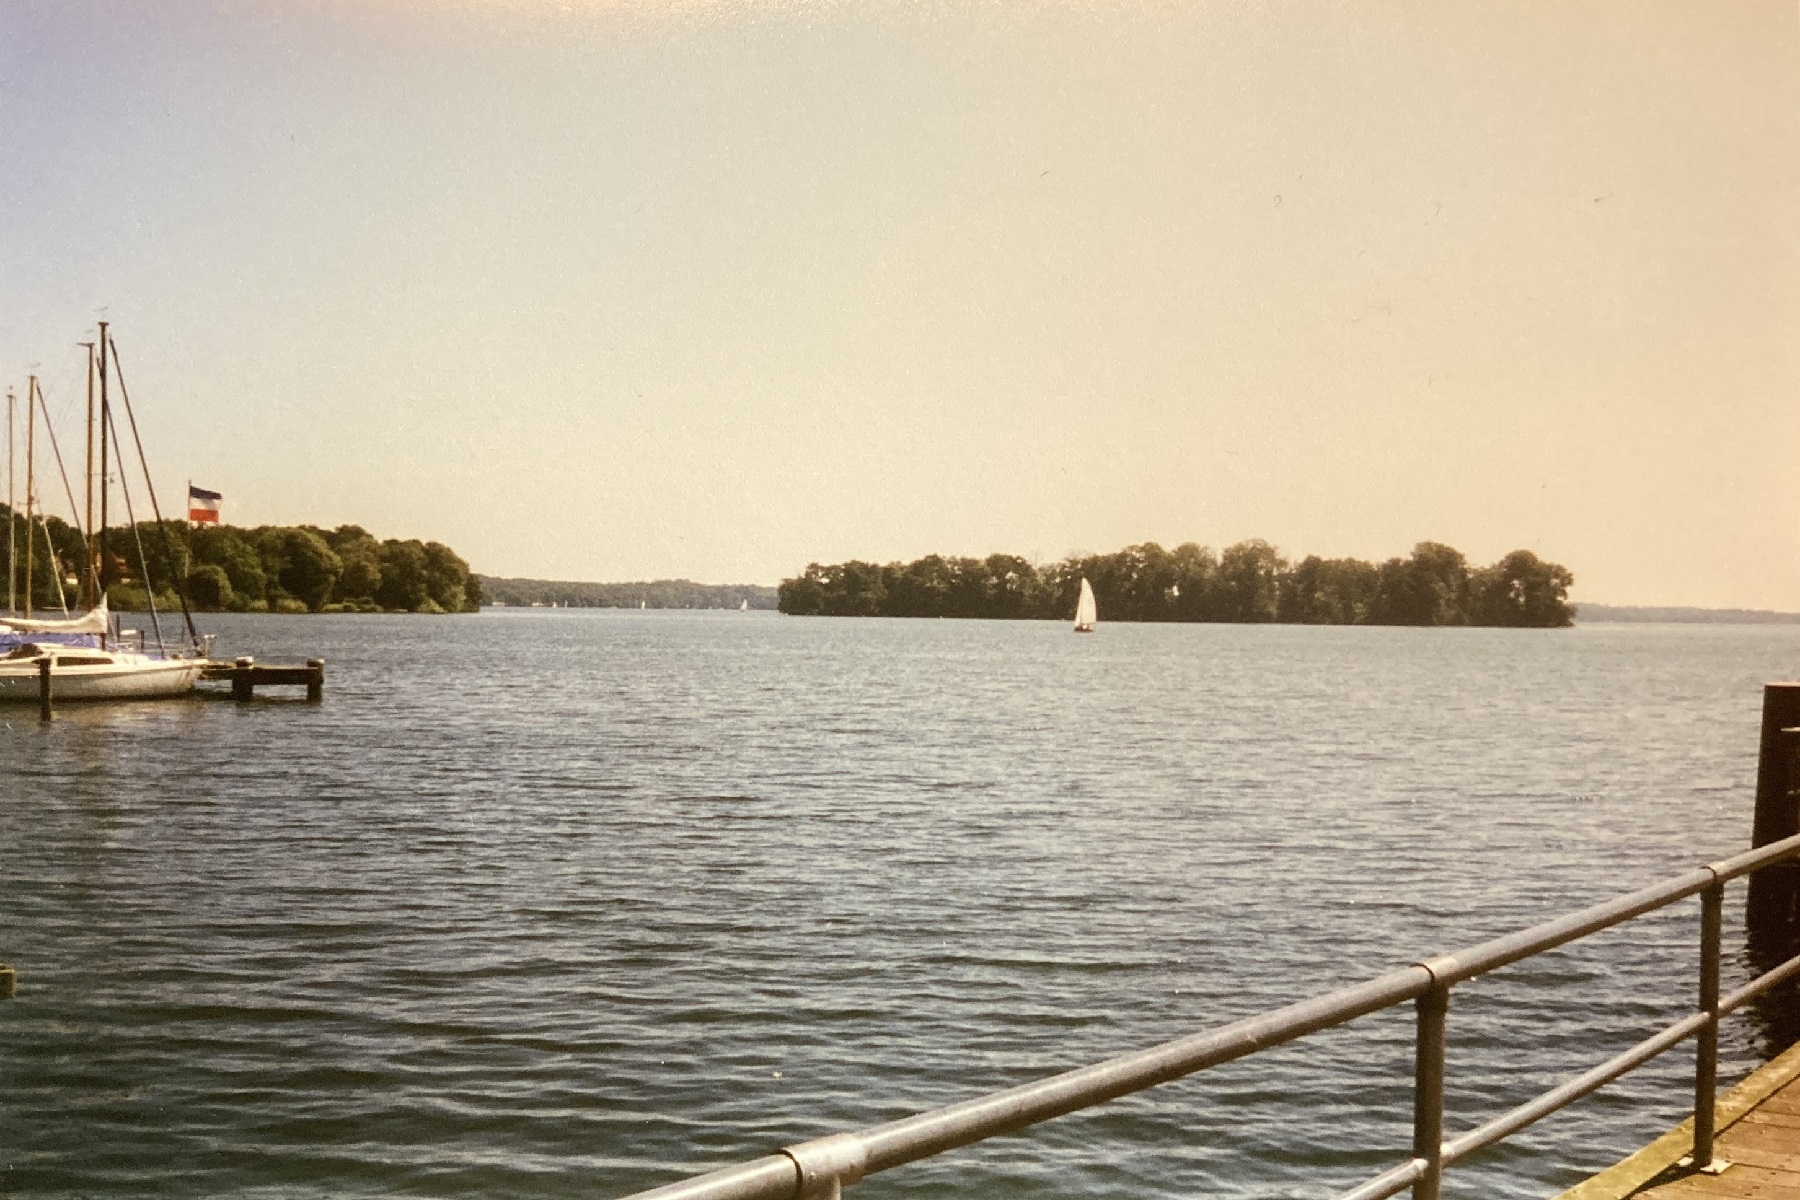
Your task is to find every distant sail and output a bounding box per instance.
[1074,578,1097,633]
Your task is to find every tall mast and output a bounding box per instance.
[23,375,35,618]
[82,340,95,609]
[5,387,13,615]
[96,321,109,601]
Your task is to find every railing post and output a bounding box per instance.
[1411,982,1449,1200]
[1693,879,1723,1169]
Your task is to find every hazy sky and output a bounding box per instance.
[3,1,1796,604]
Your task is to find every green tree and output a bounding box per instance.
[778,565,829,615]
[1168,543,1218,621]
[422,541,476,612]
[1281,555,1380,624]
[1213,539,1286,622]
[184,563,234,611]
[192,525,268,607]
[982,553,1040,619]
[261,527,343,612]
[1470,550,1575,627]
[376,539,431,611]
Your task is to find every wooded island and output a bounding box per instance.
[2,506,481,613]
[779,541,1574,627]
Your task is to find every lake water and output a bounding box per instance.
[5,612,1800,1199]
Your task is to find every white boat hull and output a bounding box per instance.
[0,658,204,702]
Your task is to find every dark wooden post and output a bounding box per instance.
[232,656,254,702]
[37,656,51,720]
[1747,683,1800,931]
[306,659,324,702]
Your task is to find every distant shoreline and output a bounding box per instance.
[1575,604,1800,624]
[477,576,779,610]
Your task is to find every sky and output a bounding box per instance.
[2,1,1796,605]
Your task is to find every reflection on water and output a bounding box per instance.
[4,613,1800,1199]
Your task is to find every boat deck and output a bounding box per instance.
[1560,1041,1800,1199]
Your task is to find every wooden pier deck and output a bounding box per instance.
[1560,1040,1800,1200]
[198,656,325,701]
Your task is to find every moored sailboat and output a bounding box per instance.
[0,638,204,701]
[1,324,211,702]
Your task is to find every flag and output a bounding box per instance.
[188,485,223,524]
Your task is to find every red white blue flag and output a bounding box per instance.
[188,485,223,525]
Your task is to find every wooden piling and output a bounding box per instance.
[37,656,51,720]
[232,656,254,702]
[306,658,324,702]
[1747,683,1800,931]
[0,963,14,999]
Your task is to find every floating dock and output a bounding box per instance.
[1559,1038,1800,1199]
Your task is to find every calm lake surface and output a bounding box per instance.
[5,612,1800,1199]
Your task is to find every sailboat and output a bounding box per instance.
[739,598,749,611]
[1073,577,1097,633]
[1,324,210,702]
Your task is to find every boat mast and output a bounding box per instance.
[82,340,95,610]
[5,387,13,615]
[23,375,34,618]
[96,321,109,609]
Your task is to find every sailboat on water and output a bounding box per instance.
[1,324,211,702]
[1073,577,1097,633]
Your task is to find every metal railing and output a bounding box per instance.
[618,830,1800,1200]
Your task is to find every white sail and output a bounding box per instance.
[0,597,109,636]
[1074,578,1097,631]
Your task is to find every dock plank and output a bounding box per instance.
[1559,1041,1800,1200]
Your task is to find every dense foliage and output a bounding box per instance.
[778,540,1575,627]
[480,576,778,610]
[1,506,482,614]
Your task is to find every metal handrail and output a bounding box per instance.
[618,830,1800,1200]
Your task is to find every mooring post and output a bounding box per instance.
[232,655,254,702]
[37,656,51,720]
[1747,684,1800,932]
[0,962,15,999]
[306,658,324,703]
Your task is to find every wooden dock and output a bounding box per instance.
[1559,1040,1800,1199]
[198,656,325,701]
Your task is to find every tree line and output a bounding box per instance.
[480,576,778,610]
[2,506,482,614]
[778,540,1575,627]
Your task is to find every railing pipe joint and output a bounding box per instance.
[783,1134,868,1200]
